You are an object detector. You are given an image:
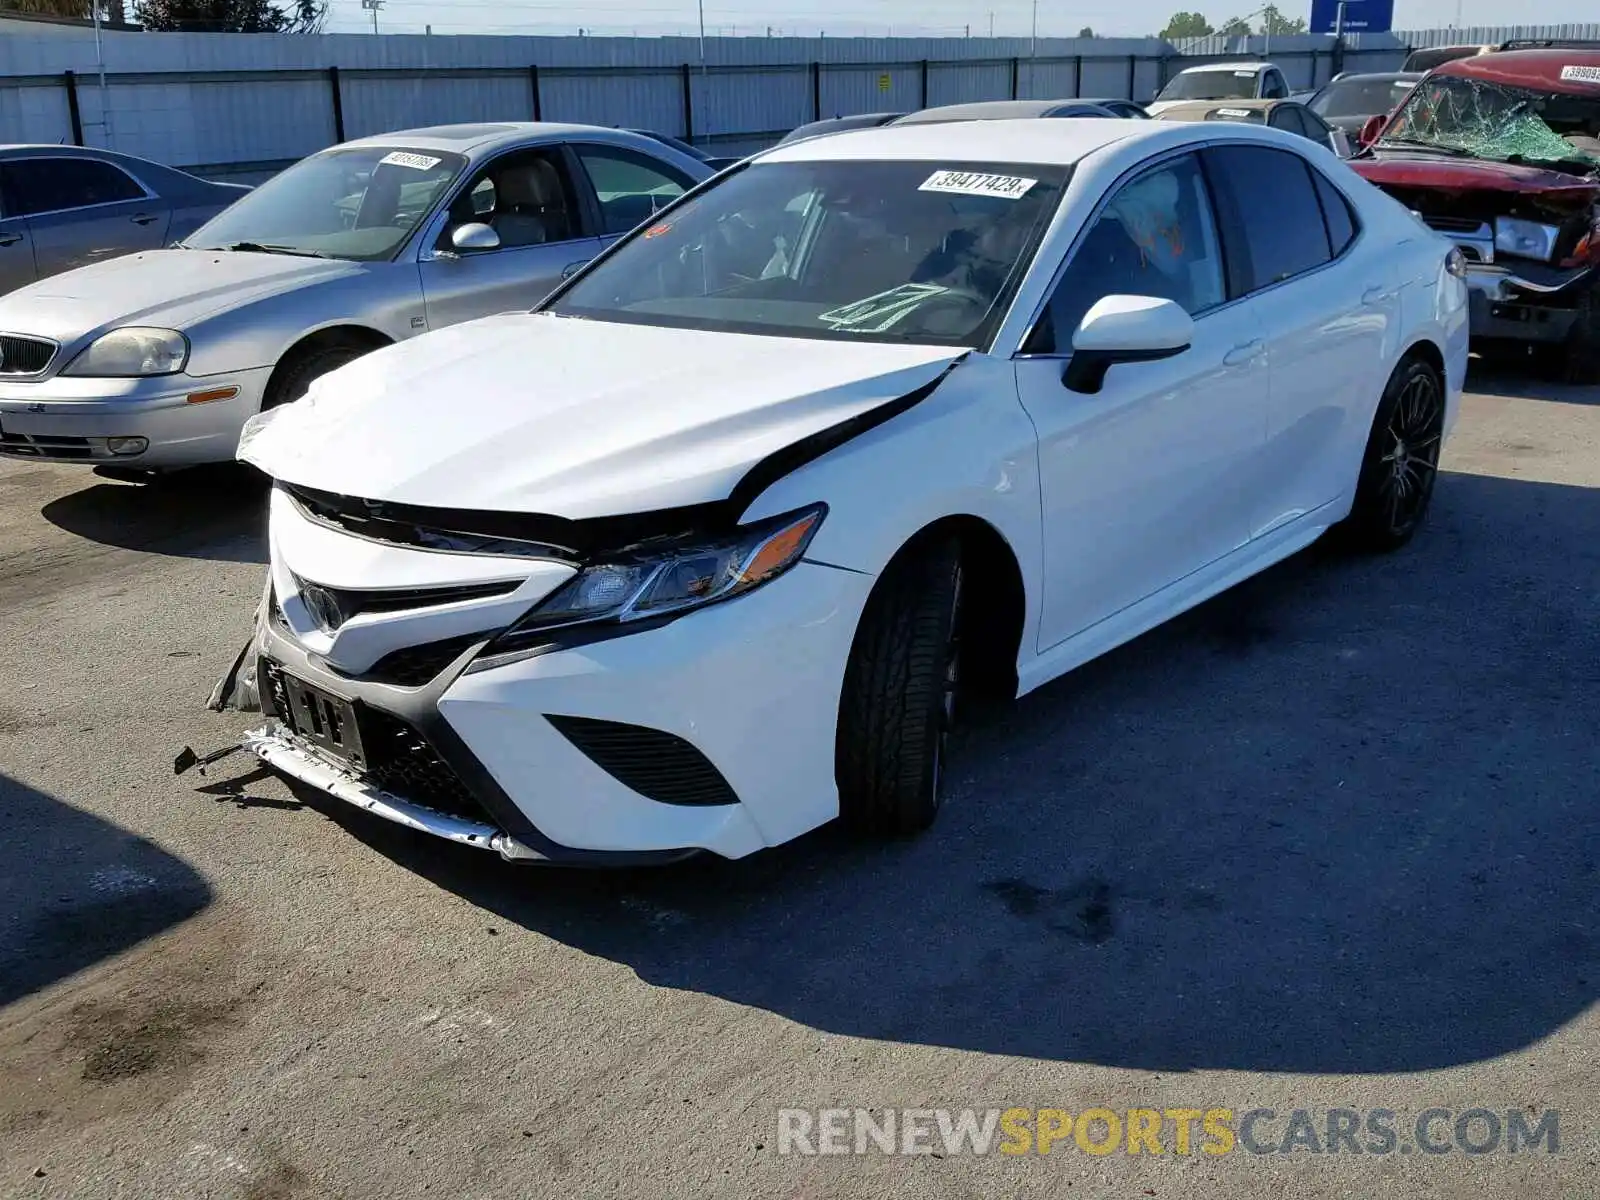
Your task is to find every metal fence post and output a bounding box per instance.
[328,65,345,142]
[1125,54,1136,100]
[529,64,542,121]
[681,62,694,143]
[810,60,821,120]
[62,70,84,145]
[1071,54,1082,97]
[919,58,929,107]
[1010,56,1020,99]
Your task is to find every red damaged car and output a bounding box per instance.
[1349,48,1600,378]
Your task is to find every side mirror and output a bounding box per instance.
[1063,295,1193,394]
[1357,114,1386,148]
[451,222,500,252]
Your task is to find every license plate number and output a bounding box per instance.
[272,665,366,770]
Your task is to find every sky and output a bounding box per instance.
[323,0,1596,38]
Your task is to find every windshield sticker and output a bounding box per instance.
[1216,107,1254,117]
[818,283,951,332]
[919,170,1037,200]
[1234,69,1256,77]
[379,151,444,171]
[1560,65,1600,84]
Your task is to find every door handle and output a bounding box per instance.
[1361,284,1390,305]
[561,259,591,279]
[130,213,159,226]
[1222,339,1262,367]
[0,233,21,247]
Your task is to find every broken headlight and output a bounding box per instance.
[1493,217,1560,262]
[499,504,825,638]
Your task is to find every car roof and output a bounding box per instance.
[1435,47,1600,94]
[1155,98,1287,116]
[894,98,1115,123]
[758,117,1156,166]
[1325,71,1423,84]
[338,122,626,154]
[1176,60,1272,75]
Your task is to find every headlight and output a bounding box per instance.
[498,504,825,641]
[61,327,188,377]
[1493,217,1559,262]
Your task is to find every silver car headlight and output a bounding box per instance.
[496,504,825,641]
[61,327,189,377]
[1493,217,1560,262]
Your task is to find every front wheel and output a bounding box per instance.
[1336,356,1445,553]
[836,538,964,836]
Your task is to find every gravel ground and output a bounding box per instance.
[1,364,1596,1199]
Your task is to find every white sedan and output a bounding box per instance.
[227,117,1468,865]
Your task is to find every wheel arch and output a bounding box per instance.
[262,324,392,409]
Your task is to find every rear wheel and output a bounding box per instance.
[1561,285,1600,386]
[1337,356,1445,553]
[836,538,963,836]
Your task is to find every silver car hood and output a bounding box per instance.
[243,312,966,519]
[0,249,362,341]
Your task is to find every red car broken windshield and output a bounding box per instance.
[1380,73,1600,170]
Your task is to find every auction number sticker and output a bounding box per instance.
[919,170,1037,200]
[380,151,444,171]
[1216,107,1254,117]
[1560,65,1600,83]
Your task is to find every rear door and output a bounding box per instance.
[418,146,602,327]
[1,157,169,279]
[1202,143,1392,538]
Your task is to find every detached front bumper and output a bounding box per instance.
[1463,260,1594,345]
[0,367,271,468]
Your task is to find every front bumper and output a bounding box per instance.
[248,554,874,864]
[0,367,271,468]
[1462,261,1593,345]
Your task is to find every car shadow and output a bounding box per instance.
[40,464,267,563]
[0,772,213,1009]
[274,468,1599,1075]
[1466,352,1600,405]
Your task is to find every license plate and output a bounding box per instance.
[271,664,366,770]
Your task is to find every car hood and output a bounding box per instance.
[1351,152,1600,205]
[0,249,361,342]
[242,312,967,519]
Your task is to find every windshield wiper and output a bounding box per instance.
[1377,136,1472,156]
[1503,152,1600,173]
[220,242,333,258]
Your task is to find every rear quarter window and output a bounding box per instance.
[1203,144,1333,293]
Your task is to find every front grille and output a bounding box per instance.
[292,574,518,631]
[1423,215,1485,234]
[545,714,738,807]
[0,334,57,376]
[359,708,494,824]
[362,635,482,687]
[0,431,93,458]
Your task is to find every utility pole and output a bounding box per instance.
[988,11,994,36]
[361,0,383,34]
[92,0,109,145]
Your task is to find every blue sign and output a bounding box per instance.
[1309,0,1394,33]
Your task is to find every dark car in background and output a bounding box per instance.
[0,145,247,294]
[1348,47,1600,378]
[1153,98,1351,157]
[893,98,1145,123]
[629,129,741,171]
[776,112,906,146]
[1307,71,1423,138]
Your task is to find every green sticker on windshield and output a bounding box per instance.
[818,284,952,332]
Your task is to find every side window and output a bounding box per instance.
[1029,153,1226,353]
[2,158,143,217]
[1203,145,1331,293]
[1268,106,1300,134]
[1262,71,1288,100]
[576,145,693,236]
[1310,168,1358,256]
[443,149,579,251]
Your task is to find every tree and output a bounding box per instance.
[132,0,325,32]
[1160,11,1214,37]
[1215,14,1253,35]
[1077,25,1096,37]
[1258,4,1307,34]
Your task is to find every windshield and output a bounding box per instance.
[185,146,467,261]
[1310,77,1416,119]
[546,159,1066,347]
[1158,69,1258,101]
[1381,75,1600,168]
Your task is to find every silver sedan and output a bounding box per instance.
[0,123,711,472]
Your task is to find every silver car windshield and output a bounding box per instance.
[184,146,467,262]
[547,159,1066,348]
[1158,70,1258,101]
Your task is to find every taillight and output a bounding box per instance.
[1445,246,1467,278]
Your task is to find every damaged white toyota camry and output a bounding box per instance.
[222,117,1468,865]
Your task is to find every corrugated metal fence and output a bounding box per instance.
[0,23,1589,180]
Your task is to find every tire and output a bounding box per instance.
[1336,355,1446,553]
[1561,286,1600,386]
[836,538,963,836]
[264,338,373,410]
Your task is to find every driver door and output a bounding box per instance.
[418,147,601,328]
[1013,152,1267,652]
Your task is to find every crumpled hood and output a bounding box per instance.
[1351,153,1600,206]
[0,249,361,343]
[243,312,966,519]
